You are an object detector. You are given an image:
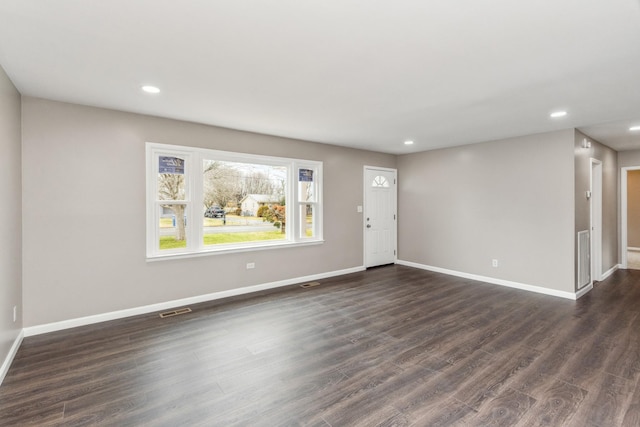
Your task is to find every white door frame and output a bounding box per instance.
[363,166,397,268]
[621,166,640,269]
[590,158,603,282]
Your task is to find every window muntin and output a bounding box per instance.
[147,143,322,258]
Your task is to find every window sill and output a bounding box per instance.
[146,239,324,262]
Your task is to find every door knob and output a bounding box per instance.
[366,224,371,228]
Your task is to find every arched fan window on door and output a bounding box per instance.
[372,175,390,188]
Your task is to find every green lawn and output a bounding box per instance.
[159,215,260,228]
[305,215,313,237]
[160,230,285,250]
[159,236,187,250]
[204,231,285,245]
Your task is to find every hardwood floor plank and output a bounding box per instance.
[3,265,640,425]
[472,387,536,426]
[508,333,590,400]
[570,371,636,427]
[602,323,640,383]
[0,401,64,426]
[519,379,587,426]
[452,345,541,410]
[317,363,428,426]
[408,396,476,427]
[621,381,640,427]
[430,349,495,395]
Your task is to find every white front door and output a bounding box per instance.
[364,167,397,268]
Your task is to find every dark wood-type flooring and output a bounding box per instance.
[2,265,640,426]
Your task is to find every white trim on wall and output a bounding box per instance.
[590,158,603,282]
[396,259,583,300]
[575,283,594,299]
[146,142,324,260]
[621,166,640,269]
[23,266,365,337]
[0,330,23,386]
[600,264,620,282]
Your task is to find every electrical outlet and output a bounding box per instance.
[492,259,499,268]
[13,306,17,323]
[246,262,255,269]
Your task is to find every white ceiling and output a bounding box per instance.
[1,0,639,154]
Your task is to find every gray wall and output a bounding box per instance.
[0,67,22,365]
[619,149,640,168]
[397,130,576,293]
[627,170,640,247]
[21,97,396,327]
[574,129,619,281]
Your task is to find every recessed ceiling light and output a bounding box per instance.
[404,140,414,145]
[142,85,160,94]
[550,111,567,118]
[630,125,640,131]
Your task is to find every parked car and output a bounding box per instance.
[204,206,225,218]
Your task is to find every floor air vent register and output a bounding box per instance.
[159,307,192,318]
[300,281,321,288]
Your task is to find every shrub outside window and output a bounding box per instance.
[146,143,323,259]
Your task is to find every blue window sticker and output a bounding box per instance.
[299,169,313,182]
[159,157,185,174]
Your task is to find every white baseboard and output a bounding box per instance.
[24,266,365,337]
[599,264,620,281]
[0,330,24,386]
[575,283,593,299]
[396,260,579,300]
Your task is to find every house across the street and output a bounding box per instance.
[240,194,280,216]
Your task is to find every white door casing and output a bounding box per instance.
[621,166,640,269]
[364,166,397,268]
[590,159,602,282]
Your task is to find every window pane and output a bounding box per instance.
[372,175,389,188]
[300,204,314,238]
[202,159,287,246]
[158,156,186,200]
[159,204,187,250]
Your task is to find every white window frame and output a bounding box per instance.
[146,142,323,260]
